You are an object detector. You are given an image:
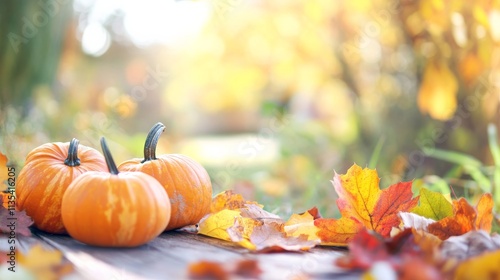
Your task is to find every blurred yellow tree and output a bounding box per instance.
[2,0,500,215]
[166,0,500,167]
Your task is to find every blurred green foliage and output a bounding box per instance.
[0,0,72,108]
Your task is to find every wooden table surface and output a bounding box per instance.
[18,230,358,280]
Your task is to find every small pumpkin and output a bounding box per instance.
[61,137,170,247]
[16,138,107,234]
[118,122,212,231]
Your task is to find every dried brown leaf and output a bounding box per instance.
[229,221,319,252]
[249,222,319,252]
[399,212,435,231]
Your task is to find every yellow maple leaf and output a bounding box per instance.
[210,190,260,213]
[417,60,458,121]
[284,209,320,241]
[18,244,73,280]
[454,249,500,280]
[199,191,267,242]
[333,164,381,224]
[198,209,261,242]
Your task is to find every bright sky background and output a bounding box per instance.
[75,0,212,56]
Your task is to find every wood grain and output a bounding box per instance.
[16,230,356,279]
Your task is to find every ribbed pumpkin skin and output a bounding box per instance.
[16,142,107,234]
[118,154,212,231]
[61,172,170,247]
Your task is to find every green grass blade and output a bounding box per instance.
[368,135,385,169]
[427,148,491,193]
[488,123,500,210]
[489,124,500,164]
[428,149,483,167]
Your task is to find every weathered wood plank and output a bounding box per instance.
[27,230,355,279]
[35,231,186,279]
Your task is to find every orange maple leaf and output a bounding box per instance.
[210,190,260,213]
[315,217,363,246]
[188,261,229,280]
[428,193,494,240]
[315,164,419,245]
[474,193,493,233]
[0,193,9,209]
[0,151,9,191]
[188,259,262,280]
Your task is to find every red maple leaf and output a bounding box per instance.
[336,228,443,279]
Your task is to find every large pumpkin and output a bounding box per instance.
[61,137,171,247]
[16,138,107,234]
[118,122,212,231]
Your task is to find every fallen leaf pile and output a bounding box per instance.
[2,147,500,279]
[198,190,320,252]
[195,164,500,279]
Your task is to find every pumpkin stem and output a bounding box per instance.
[142,122,166,163]
[100,137,119,175]
[64,138,81,167]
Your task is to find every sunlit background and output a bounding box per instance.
[1,0,500,216]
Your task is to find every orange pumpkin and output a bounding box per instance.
[118,122,212,231]
[16,138,107,234]
[61,137,170,247]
